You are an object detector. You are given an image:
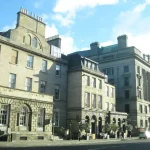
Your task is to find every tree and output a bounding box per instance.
[102,124,111,133]
[110,124,119,133]
[126,124,133,131]
[79,122,90,133]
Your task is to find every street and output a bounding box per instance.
[1,139,150,150]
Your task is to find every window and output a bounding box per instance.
[56,65,61,76]
[111,104,115,111]
[98,79,102,89]
[85,92,90,107]
[124,77,129,86]
[42,60,47,72]
[55,85,60,100]
[9,73,16,88]
[105,102,109,111]
[140,119,143,127]
[51,45,61,58]
[145,106,147,114]
[125,104,130,113]
[92,77,96,88]
[88,62,92,69]
[32,37,37,48]
[124,90,129,99]
[139,104,143,113]
[103,68,114,75]
[10,50,18,64]
[0,105,8,125]
[40,81,46,93]
[91,94,96,108]
[37,108,44,127]
[105,86,109,96]
[19,107,27,126]
[149,105,150,112]
[25,77,32,91]
[137,66,140,74]
[124,66,129,73]
[84,60,88,67]
[54,112,59,127]
[27,55,33,68]
[110,87,114,97]
[98,95,102,109]
[85,76,90,86]
[92,64,97,70]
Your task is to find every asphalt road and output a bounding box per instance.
[1,139,150,150]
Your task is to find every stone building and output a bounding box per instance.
[0,8,68,141]
[67,53,127,137]
[74,35,150,129]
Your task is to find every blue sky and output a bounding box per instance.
[1,0,150,55]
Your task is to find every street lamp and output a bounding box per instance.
[53,123,55,141]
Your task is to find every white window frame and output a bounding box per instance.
[85,76,90,86]
[25,77,32,92]
[92,94,96,108]
[19,107,27,126]
[27,55,33,68]
[110,87,114,97]
[40,81,46,93]
[9,73,16,88]
[0,105,8,125]
[42,60,47,72]
[105,86,109,96]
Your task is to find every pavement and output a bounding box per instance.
[0,137,138,148]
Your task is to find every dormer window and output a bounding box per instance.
[32,37,37,48]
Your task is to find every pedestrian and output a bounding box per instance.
[78,130,81,141]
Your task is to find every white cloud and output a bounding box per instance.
[45,23,78,54]
[45,23,58,38]
[60,35,79,54]
[53,0,119,26]
[110,1,150,54]
[54,0,119,13]
[101,41,114,47]
[0,21,16,32]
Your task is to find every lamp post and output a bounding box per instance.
[53,123,55,141]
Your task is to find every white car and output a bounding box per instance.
[139,131,150,139]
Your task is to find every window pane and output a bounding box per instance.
[124,66,129,73]
[54,112,59,127]
[40,81,46,93]
[0,105,8,125]
[56,65,60,76]
[32,37,37,48]
[42,60,47,72]
[98,95,102,109]
[92,94,96,108]
[27,55,33,68]
[25,77,32,91]
[19,107,27,126]
[9,73,16,88]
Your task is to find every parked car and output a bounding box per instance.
[139,131,150,139]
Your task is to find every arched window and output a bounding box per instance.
[32,37,37,48]
[19,107,27,126]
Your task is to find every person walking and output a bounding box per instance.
[78,130,81,141]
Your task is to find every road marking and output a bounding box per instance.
[88,144,127,150]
